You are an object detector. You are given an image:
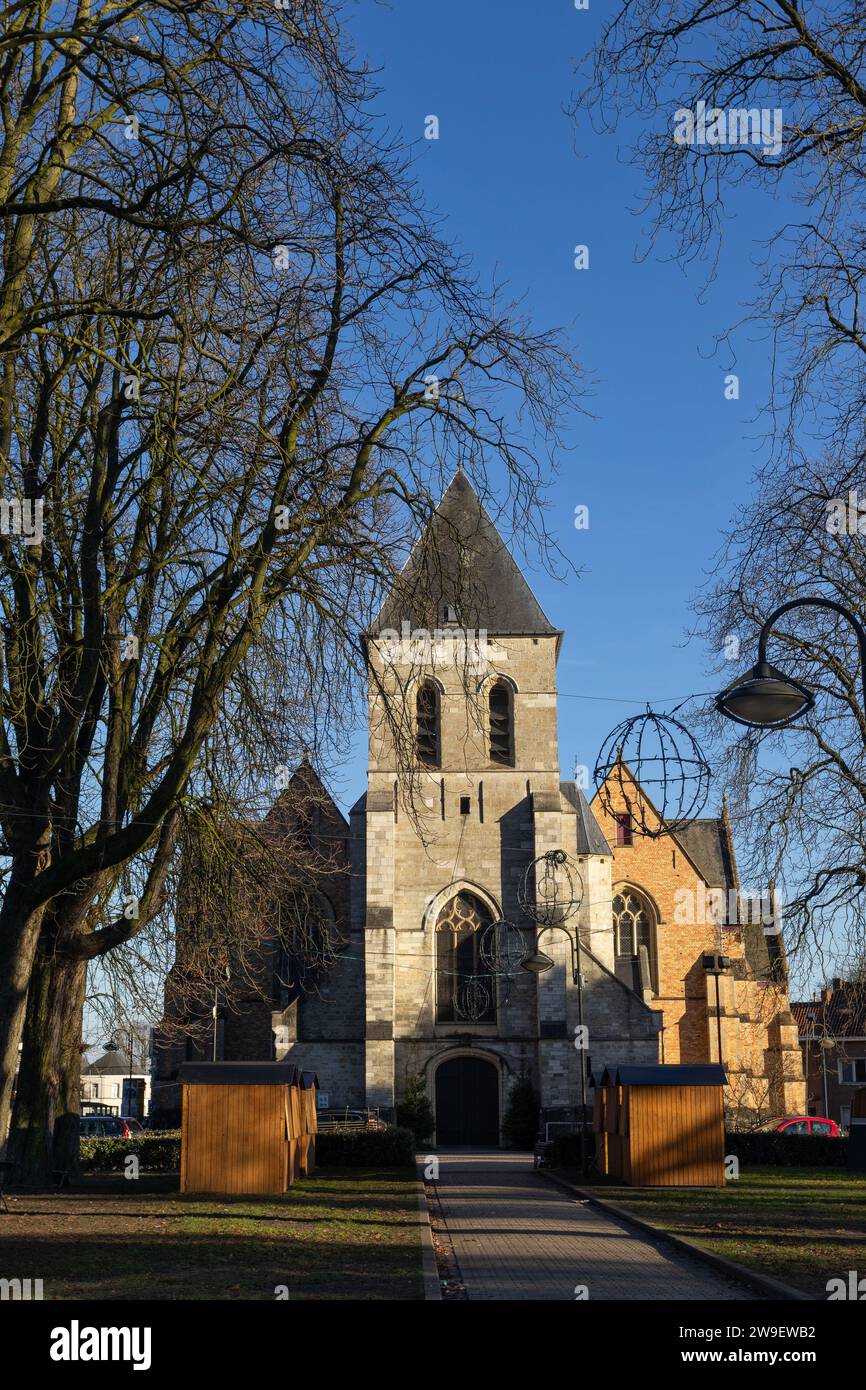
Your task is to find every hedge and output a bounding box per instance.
[78,1123,416,1174]
[548,1130,848,1170]
[549,1132,596,1168]
[79,1131,181,1173]
[315,1125,416,1168]
[724,1130,848,1167]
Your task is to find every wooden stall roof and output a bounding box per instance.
[589,1068,614,1088]
[178,1062,299,1086]
[614,1064,727,1087]
[300,1072,318,1089]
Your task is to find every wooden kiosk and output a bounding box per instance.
[592,1063,727,1187]
[298,1072,319,1177]
[179,1061,317,1195]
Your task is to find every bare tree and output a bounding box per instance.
[691,453,866,995]
[577,2,866,994]
[576,0,866,460]
[0,3,583,1176]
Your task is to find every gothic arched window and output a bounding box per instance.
[435,892,495,1023]
[488,681,514,765]
[612,888,657,991]
[416,681,441,767]
[273,891,337,1016]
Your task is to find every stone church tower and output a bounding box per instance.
[324,470,660,1140]
[152,471,804,1139]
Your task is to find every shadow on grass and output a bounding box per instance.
[0,1229,422,1300]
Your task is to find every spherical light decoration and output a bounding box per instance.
[454,974,493,1023]
[479,919,528,975]
[517,850,584,928]
[594,708,711,837]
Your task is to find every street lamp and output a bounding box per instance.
[104,1028,135,1117]
[521,923,590,1179]
[701,954,732,1067]
[716,597,866,731]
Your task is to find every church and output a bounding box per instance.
[153,473,805,1140]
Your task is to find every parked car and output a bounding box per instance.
[316,1108,386,1132]
[79,1115,134,1138]
[758,1114,842,1137]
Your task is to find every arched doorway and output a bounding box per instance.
[435,1056,500,1146]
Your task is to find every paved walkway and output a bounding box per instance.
[429,1152,757,1301]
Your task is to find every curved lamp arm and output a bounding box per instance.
[757,597,866,722]
[534,922,579,984]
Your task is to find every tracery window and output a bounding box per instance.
[435,891,495,1023]
[612,887,656,990]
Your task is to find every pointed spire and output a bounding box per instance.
[371,472,560,640]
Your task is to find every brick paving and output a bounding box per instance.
[429,1152,758,1301]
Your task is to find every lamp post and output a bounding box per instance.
[212,965,231,1062]
[716,597,866,734]
[522,922,589,1179]
[105,1027,135,1117]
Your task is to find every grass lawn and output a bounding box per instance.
[0,1168,423,1300]
[555,1165,866,1299]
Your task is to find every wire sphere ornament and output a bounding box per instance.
[517,850,583,928]
[450,971,514,1021]
[593,707,711,837]
[454,974,493,1023]
[479,919,528,975]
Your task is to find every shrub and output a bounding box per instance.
[78,1130,181,1173]
[315,1125,416,1168]
[396,1073,435,1146]
[502,1074,539,1149]
[724,1130,848,1167]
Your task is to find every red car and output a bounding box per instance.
[763,1114,842,1137]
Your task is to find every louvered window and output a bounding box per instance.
[488,682,514,765]
[416,681,440,767]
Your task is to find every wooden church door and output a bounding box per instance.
[435,1056,499,1146]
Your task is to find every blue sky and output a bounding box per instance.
[330,0,793,815]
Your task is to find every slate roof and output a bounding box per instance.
[83,1048,149,1076]
[265,757,350,833]
[372,472,561,641]
[673,819,733,888]
[672,816,784,982]
[560,782,613,857]
[791,983,866,1038]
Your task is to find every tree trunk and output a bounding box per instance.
[0,890,46,1156]
[9,945,88,1182]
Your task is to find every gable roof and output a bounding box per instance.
[792,982,866,1038]
[673,819,734,890]
[560,781,613,857]
[591,758,738,888]
[371,472,561,643]
[83,1048,148,1076]
[265,756,350,834]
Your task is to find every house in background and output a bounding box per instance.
[792,979,866,1128]
[80,1047,151,1119]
